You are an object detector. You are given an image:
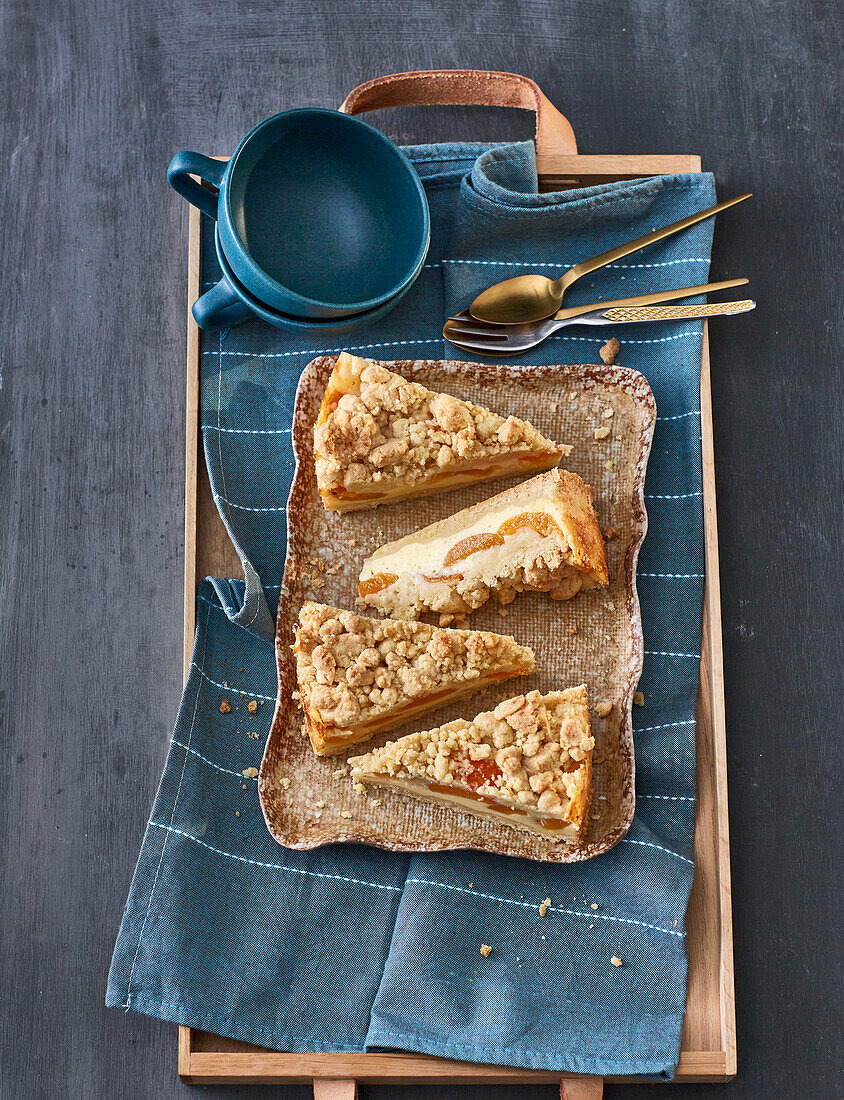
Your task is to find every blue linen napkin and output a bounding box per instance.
[108,141,714,1078]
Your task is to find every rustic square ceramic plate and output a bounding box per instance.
[259,356,656,863]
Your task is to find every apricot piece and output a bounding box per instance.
[456,757,504,789]
[357,573,398,598]
[498,510,563,539]
[442,532,504,567]
[421,571,464,584]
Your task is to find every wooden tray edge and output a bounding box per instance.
[699,326,737,1077]
[178,1043,729,1084]
[183,206,200,682]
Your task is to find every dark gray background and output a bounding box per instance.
[1,1,841,1097]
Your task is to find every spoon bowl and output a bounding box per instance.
[470,271,575,325]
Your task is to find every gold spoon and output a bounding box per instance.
[469,192,752,325]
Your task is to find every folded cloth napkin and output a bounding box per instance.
[108,141,714,1078]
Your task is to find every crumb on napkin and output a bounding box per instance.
[600,338,620,364]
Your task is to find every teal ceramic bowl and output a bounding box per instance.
[168,109,430,320]
[196,227,414,333]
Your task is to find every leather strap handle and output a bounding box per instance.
[339,69,577,156]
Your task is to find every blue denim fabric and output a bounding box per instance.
[108,141,715,1077]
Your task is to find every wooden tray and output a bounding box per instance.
[175,74,735,1099]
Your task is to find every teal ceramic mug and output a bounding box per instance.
[167,108,430,324]
[196,226,416,333]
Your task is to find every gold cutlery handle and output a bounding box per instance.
[568,193,752,283]
[556,278,748,320]
[603,300,755,322]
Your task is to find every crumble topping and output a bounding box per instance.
[350,687,593,822]
[294,602,534,739]
[480,944,492,957]
[314,355,566,496]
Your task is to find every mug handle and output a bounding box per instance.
[192,276,255,331]
[167,151,227,220]
[339,69,577,157]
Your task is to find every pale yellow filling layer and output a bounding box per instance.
[360,497,567,581]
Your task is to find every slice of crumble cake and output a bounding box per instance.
[358,468,608,621]
[349,687,594,843]
[313,353,568,510]
[294,602,535,756]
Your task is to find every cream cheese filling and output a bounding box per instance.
[360,497,570,581]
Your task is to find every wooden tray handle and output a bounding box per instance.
[309,1074,602,1098]
[339,69,577,157]
[313,1080,357,1100]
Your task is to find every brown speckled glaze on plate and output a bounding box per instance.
[259,356,656,863]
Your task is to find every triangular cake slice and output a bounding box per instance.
[294,603,535,756]
[358,468,609,622]
[349,687,594,843]
[313,353,568,511]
